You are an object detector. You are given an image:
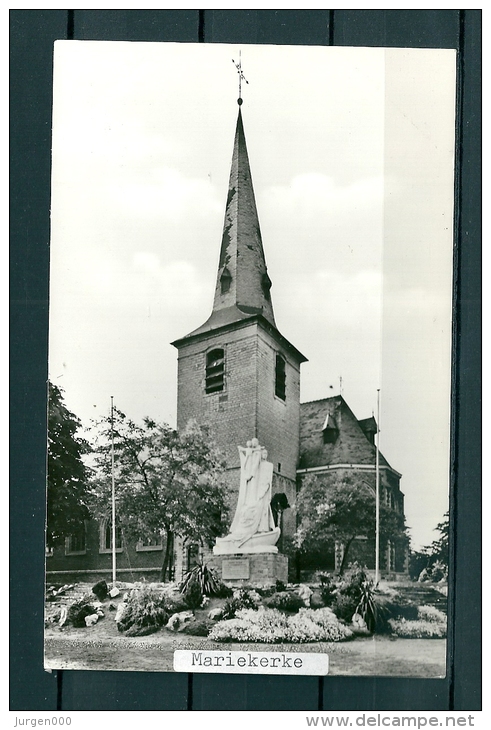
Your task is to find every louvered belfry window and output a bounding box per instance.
[206,348,225,393]
[275,353,286,400]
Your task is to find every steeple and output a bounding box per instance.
[212,107,276,327]
[176,105,278,343]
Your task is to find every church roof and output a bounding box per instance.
[172,104,306,363]
[299,395,395,472]
[212,107,276,326]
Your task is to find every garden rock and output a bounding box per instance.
[352,612,368,631]
[208,607,223,621]
[109,586,120,598]
[297,584,313,606]
[310,591,325,609]
[92,580,109,601]
[58,606,68,627]
[114,603,128,624]
[166,611,194,632]
[85,613,99,627]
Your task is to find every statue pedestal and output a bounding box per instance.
[208,552,288,587]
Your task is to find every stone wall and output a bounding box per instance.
[207,552,288,587]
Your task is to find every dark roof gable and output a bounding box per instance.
[299,395,392,470]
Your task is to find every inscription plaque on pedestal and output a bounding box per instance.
[222,557,250,580]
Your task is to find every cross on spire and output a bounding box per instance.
[232,50,248,105]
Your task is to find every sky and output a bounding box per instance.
[49,42,456,550]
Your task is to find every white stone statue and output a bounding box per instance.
[213,438,280,555]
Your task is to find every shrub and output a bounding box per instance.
[66,595,97,628]
[179,563,220,597]
[163,593,189,614]
[209,607,353,644]
[331,592,357,623]
[221,589,261,619]
[265,591,305,613]
[116,585,168,634]
[330,565,376,624]
[183,579,203,610]
[388,605,446,638]
[181,619,213,637]
[319,573,336,606]
[214,581,234,599]
[388,617,446,638]
[254,584,276,597]
[354,578,379,633]
[275,579,287,592]
[417,605,446,623]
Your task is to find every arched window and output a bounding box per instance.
[275,353,286,400]
[99,517,123,553]
[206,348,225,394]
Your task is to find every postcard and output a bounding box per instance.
[45,42,455,677]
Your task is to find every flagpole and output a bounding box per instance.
[375,388,380,585]
[111,396,116,587]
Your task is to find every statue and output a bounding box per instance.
[213,438,281,554]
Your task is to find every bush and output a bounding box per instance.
[209,607,353,644]
[221,589,262,619]
[117,585,168,634]
[319,573,336,606]
[214,581,234,599]
[264,591,305,613]
[181,619,213,637]
[66,595,97,628]
[330,564,380,629]
[331,592,358,623]
[417,605,446,623]
[275,579,287,592]
[179,563,220,597]
[163,593,189,614]
[183,579,203,610]
[388,605,446,638]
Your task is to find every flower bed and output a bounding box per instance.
[209,606,353,644]
[388,605,446,638]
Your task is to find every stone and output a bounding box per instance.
[165,611,194,632]
[58,606,68,627]
[109,586,120,598]
[92,580,109,601]
[297,584,313,606]
[208,607,224,621]
[85,613,99,627]
[114,603,127,623]
[209,552,288,587]
[352,612,368,630]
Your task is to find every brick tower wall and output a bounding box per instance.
[175,320,303,544]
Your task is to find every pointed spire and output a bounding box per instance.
[212,107,276,327]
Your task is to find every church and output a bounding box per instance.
[46,98,408,585]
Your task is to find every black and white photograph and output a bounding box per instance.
[44,41,456,678]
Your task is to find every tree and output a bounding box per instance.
[409,511,449,581]
[89,410,228,581]
[294,472,407,575]
[47,381,91,548]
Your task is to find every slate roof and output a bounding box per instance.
[298,395,392,470]
[172,105,306,363]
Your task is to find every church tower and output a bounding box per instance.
[172,102,307,545]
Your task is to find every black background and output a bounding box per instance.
[10,9,481,711]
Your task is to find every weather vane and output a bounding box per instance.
[232,50,248,105]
